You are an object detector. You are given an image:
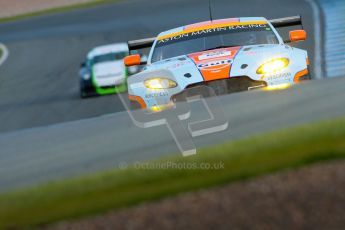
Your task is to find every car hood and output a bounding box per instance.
[92,60,126,87]
[92,61,124,77]
[145,44,300,81]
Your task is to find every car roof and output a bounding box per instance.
[157,17,268,38]
[87,43,128,59]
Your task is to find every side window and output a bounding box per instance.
[151,46,163,63]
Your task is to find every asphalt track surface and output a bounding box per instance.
[0,0,341,191]
[1,77,345,192]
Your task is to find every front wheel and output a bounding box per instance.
[80,79,95,99]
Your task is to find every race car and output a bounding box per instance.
[79,43,130,98]
[124,16,310,110]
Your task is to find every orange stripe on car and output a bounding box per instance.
[294,69,309,82]
[158,21,268,40]
[306,57,310,65]
[188,47,241,82]
[200,66,231,82]
[128,95,147,109]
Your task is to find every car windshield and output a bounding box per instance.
[151,23,279,63]
[91,52,128,65]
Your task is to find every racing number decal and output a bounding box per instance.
[188,47,241,81]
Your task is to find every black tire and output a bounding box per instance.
[80,79,95,99]
[80,81,89,99]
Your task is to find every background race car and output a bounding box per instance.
[124,16,310,110]
[79,43,131,98]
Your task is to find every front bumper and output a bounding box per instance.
[172,76,267,102]
[129,76,267,109]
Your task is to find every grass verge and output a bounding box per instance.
[1,117,345,229]
[0,0,121,23]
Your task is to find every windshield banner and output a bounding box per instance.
[157,23,270,46]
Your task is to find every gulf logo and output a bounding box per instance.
[197,59,233,72]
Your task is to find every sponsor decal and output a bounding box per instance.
[157,23,269,46]
[167,60,190,69]
[145,92,169,99]
[264,72,292,81]
[188,47,241,81]
[242,51,257,55]
[197,59,233,69]
[199,50,232,60]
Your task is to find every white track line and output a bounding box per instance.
[304,0,323,79]
[0,43,9,67]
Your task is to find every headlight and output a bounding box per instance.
[83,73,91,80]
[149,102,175,113]
[264,83,292,91]
[257,58,289,74]
[144,78,177,89]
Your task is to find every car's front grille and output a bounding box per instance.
[100,85,116,90]
[172,76,266,102]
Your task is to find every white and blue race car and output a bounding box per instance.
[124,16,310,110]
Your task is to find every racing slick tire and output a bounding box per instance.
[80,79,96,99]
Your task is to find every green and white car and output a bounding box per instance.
[79,43,130,98]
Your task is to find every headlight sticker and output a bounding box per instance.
[264,72,292,81]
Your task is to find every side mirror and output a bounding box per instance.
[289,30,307,43]
[124,54,142,67]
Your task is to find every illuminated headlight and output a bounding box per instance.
[149,102,175,112]
[83,73,91,80]
[257,58,289,74]
[144,78,177,89]
[264,83,291,91]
